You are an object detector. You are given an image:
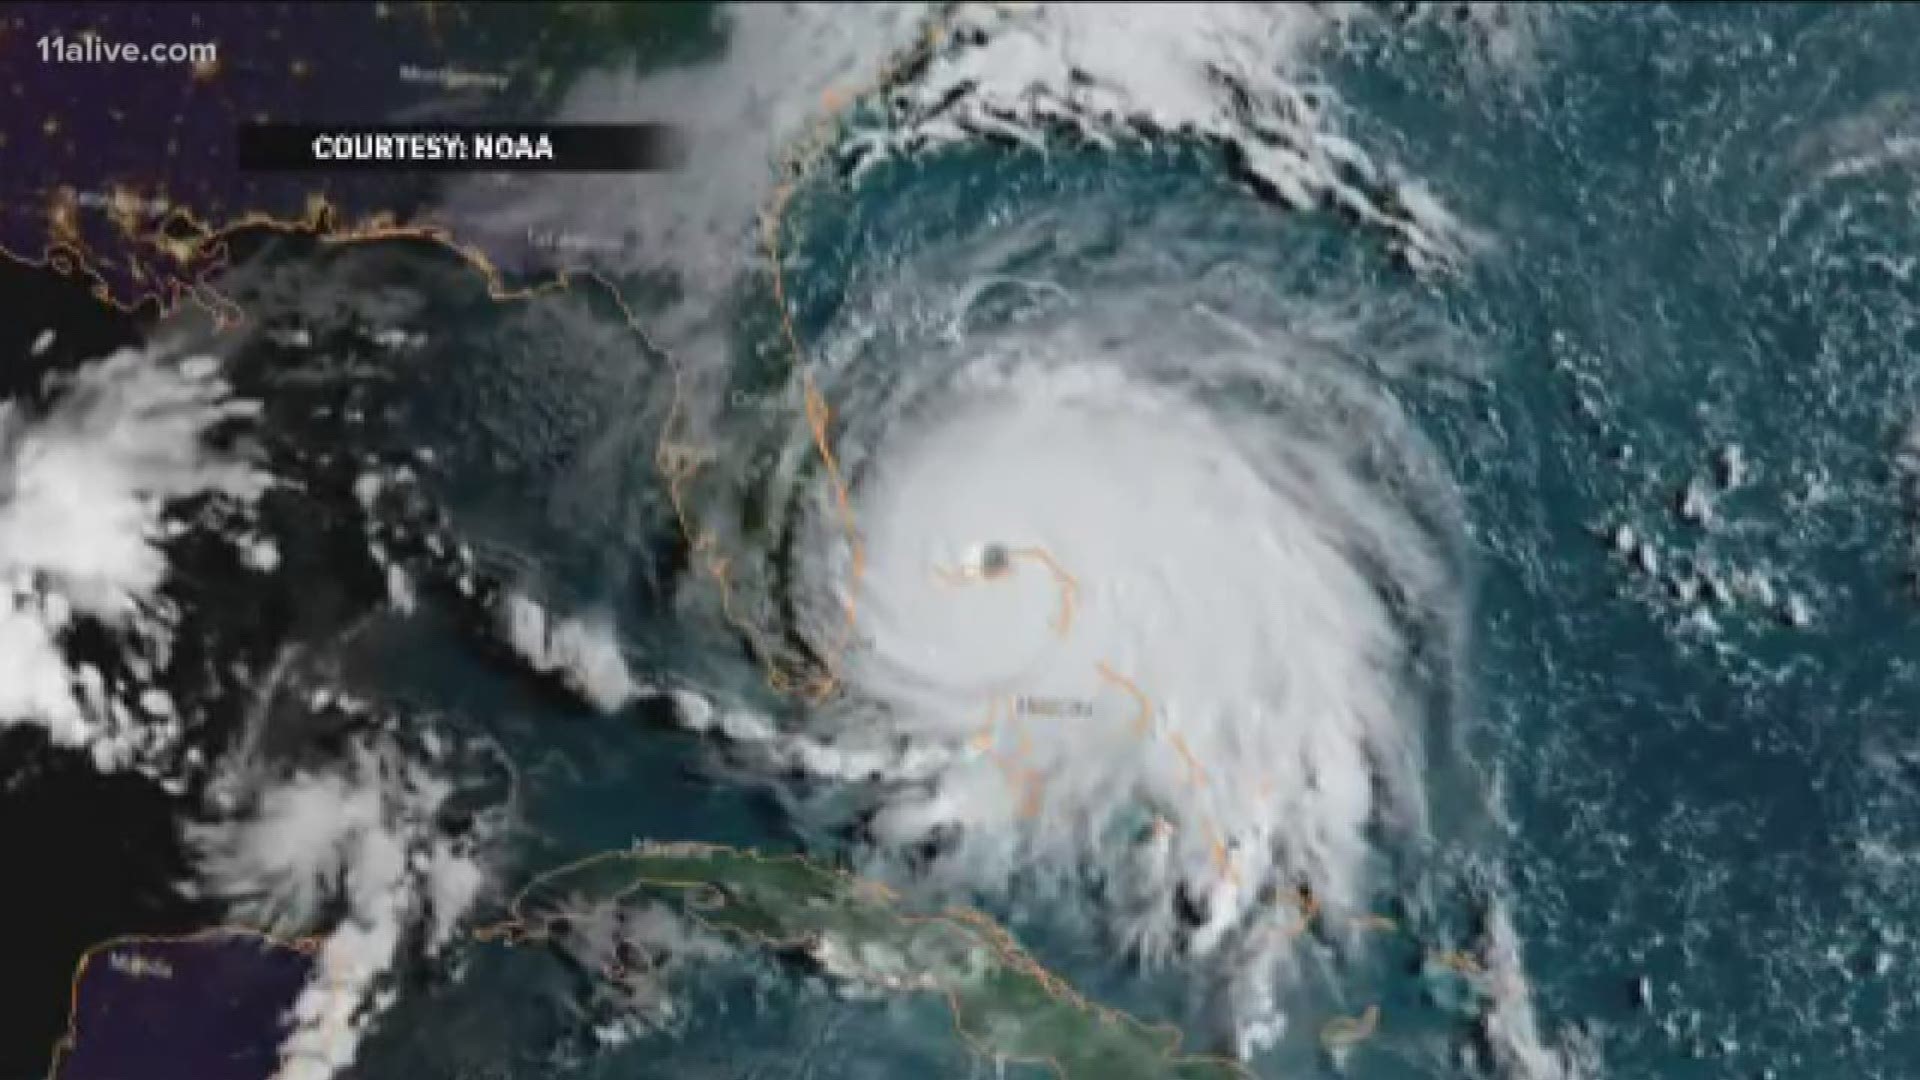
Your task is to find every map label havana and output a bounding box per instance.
[237,123,688,173]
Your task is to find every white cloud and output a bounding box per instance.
[185,735,495,1080]
[0,342,272,767]
[435,3,929,292]
[1478,900,1602,1080]
[0,345,268,617]
[0,579,87,742]
[850,3,1479,272]
[498,592,642,712]
[547,898,736,1035]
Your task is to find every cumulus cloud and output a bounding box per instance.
[546,897,737,1037]
[185,735,494,1080]
[0,342,271,769]
[0,582,88,743]
[846,3,1478,272]
[498,591,642,712]
[1477,901,1601,1080]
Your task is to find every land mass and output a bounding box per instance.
[487,841,1253,1080]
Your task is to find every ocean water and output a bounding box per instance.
[1337,5,1920,1077]
[335,5,1920,1076]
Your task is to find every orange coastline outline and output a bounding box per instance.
[44,925,328,1080]
[477,841,1258,1080]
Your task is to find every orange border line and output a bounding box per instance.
[45,925,326,1080]
[478,842,1257,1079]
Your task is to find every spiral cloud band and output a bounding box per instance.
[558,0,1564,1064]
[676,233,1467,1015]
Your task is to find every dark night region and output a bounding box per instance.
[49,932,314,1080]
[0,1,712,309]
[0,258,228,1080]
[0,725,226,1080]
[0,241,417,1080]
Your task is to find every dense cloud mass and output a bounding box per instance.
[0,344,269,768]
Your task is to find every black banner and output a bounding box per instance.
[236,123,687,173]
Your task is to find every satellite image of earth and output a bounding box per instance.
[9,3,1920,1079]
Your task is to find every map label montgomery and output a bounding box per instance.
[37,34,216,66]
[398,63,511,94]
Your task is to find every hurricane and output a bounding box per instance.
[634,3,1505,1054]
[28,3,1920,1079]
[685,237,1460,878]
